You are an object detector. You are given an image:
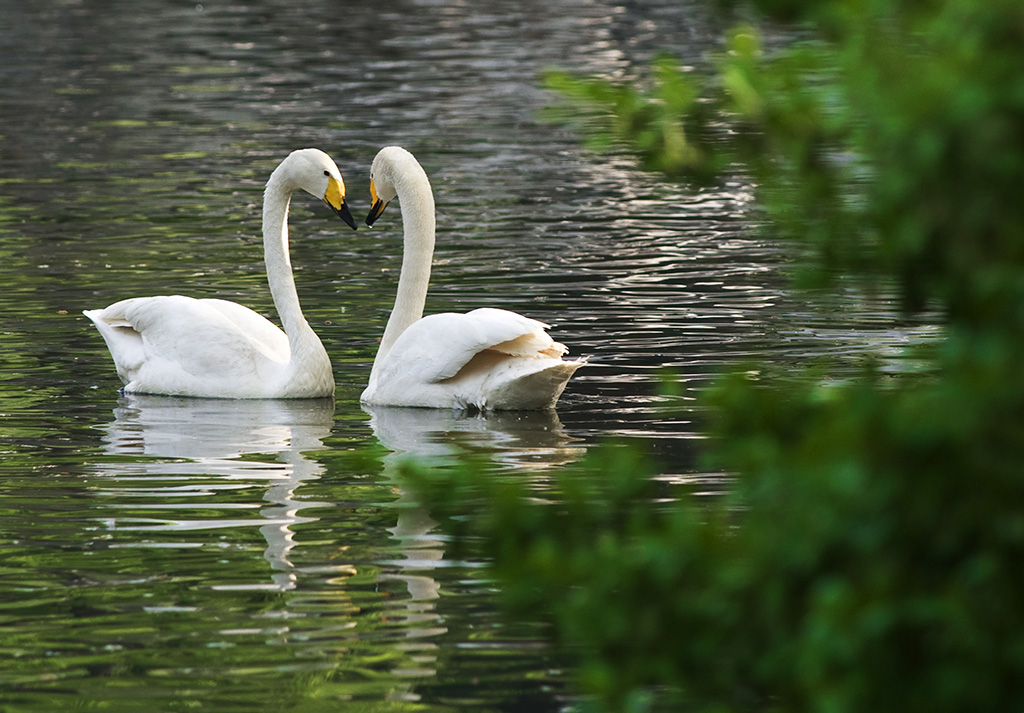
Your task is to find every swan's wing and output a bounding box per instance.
[195,298,291,360]
[383,307,568,384]
[85,295,289,384]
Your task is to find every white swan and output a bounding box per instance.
[360,146,585,411]
[84,148,357,399]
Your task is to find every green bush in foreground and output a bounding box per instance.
[406,0,1024,711]
[410,362,1024,713]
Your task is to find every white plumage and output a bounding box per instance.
[84,148,357,399]
[360,146,584,411]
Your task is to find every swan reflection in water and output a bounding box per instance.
[366,404,586,654]
[93,394,334,591]
[91,396,585,692]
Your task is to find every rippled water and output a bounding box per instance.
[0,2,936,710]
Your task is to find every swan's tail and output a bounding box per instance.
[485,357,587,411]
[84,303,146,387]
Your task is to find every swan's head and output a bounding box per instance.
[279,148,358,230]
[365,146,429,227]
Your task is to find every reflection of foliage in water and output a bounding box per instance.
[411,0,1024,711]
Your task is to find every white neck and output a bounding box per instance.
[262,171,322,368]
[372,165,435,376]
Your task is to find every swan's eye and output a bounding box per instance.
[323,170,330,177]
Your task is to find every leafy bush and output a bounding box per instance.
[406,0,1024,711]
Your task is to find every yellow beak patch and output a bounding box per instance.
[324,175,345,211]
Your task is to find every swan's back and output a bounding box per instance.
[84,295,330,398]
[362,307,585,411]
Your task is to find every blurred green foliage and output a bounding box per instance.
[545,56,723,182]
[406,0,1024,711]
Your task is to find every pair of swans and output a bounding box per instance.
[85,147,583,409]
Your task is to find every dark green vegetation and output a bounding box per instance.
[407,0,1024,711]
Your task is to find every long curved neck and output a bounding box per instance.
[374,168,436,368]
[263,173,316,350]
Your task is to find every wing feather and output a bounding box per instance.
[85,296,288,388]
[380,307,562,385]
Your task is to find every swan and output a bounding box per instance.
[84,148,357,399]
[360,146,585,411]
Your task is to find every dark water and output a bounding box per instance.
[0,2,935,710]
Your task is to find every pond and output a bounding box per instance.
[0,2,936,711]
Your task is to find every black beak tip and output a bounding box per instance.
[365,199,386,227]
[335,202,358,231]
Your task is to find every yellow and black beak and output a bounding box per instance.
[365,178,389,227]
[324,175,357,230]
